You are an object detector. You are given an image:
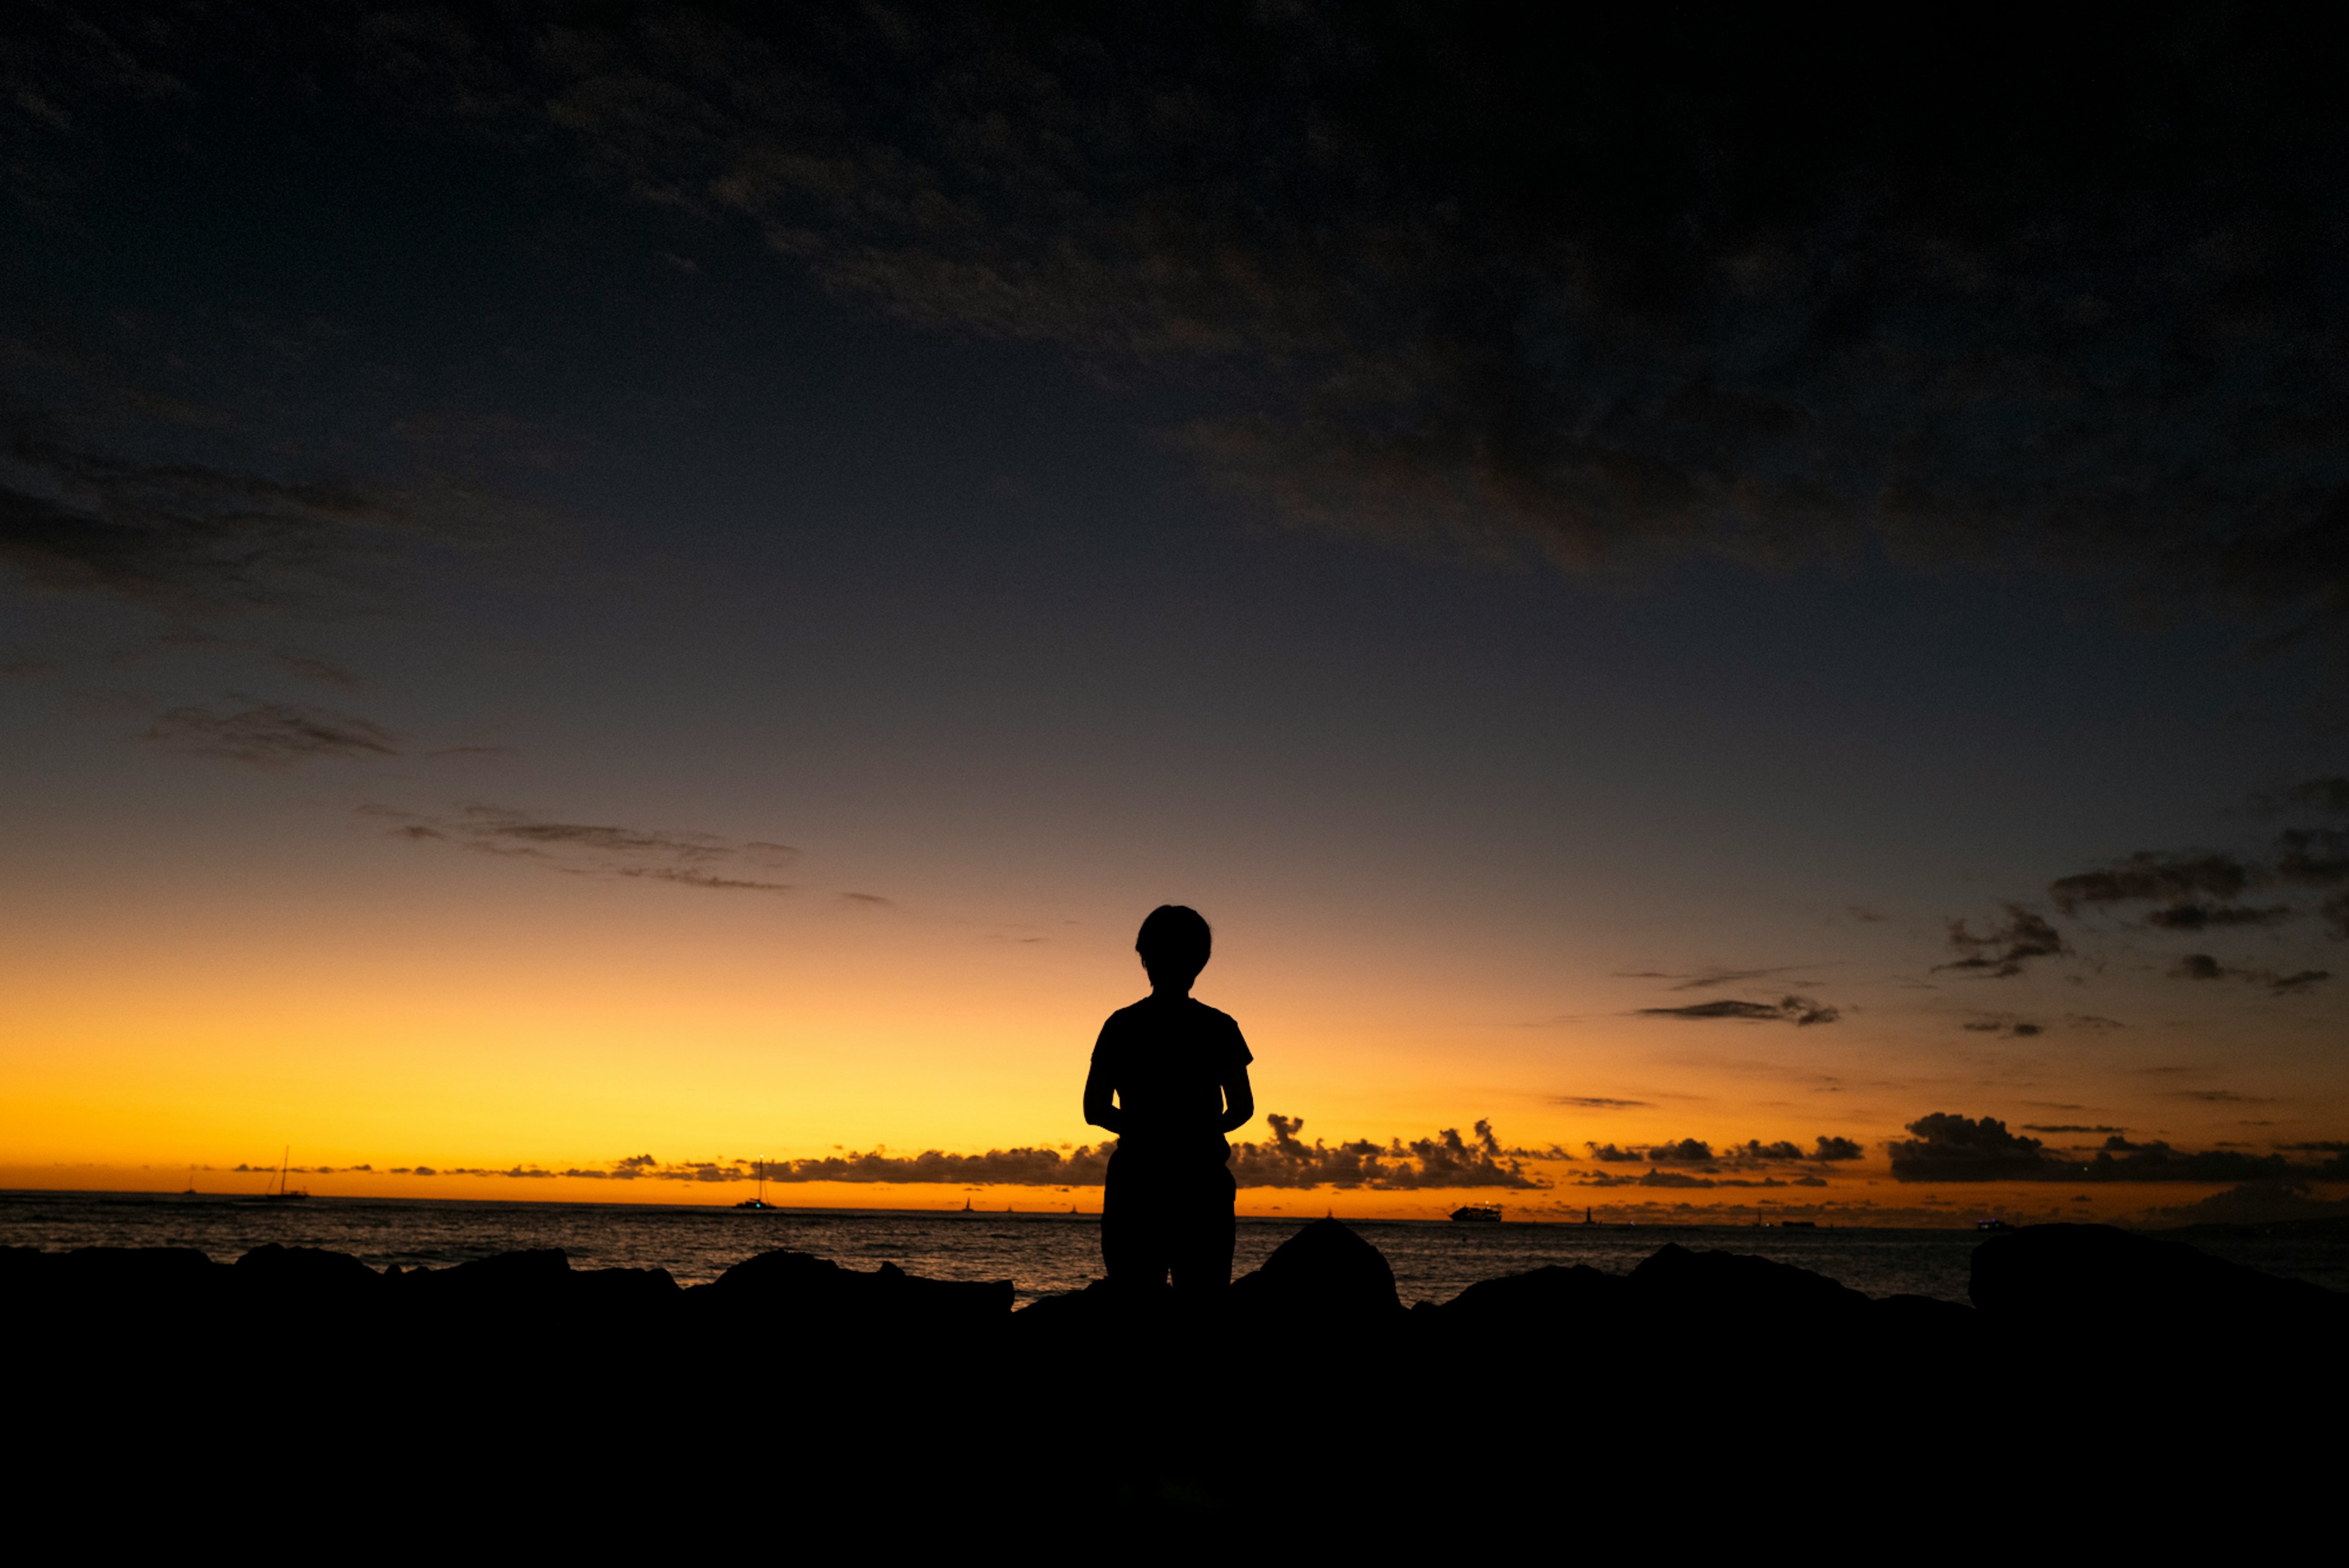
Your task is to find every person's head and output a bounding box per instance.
[1136,904,1212,993]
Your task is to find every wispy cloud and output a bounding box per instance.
[147,699,399,765]
[371,803,800,894]
[1636,995,1840,1026]
[2168,954,2331,993]
[1960,1014,2044,1038]
[1936,904,2067,979]
[0,429,403,616]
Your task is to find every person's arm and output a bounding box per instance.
[1218,1061,1255,1135]
[1083,1034,1126,1135]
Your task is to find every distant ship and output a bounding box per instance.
[734,1159,773,1210]
[258,1146,308,1201]
[1976,1216,2016,1232]
[1450,1204,1502,1223]
[1779,1219,1817,1229]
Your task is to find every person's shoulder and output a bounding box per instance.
[1102,998,1156,1028]
[1185,998,1242,1030]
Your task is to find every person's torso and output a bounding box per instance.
[1101,996,1238,1157]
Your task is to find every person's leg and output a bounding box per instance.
[1102,1153,1176,1290]
[1168,1165,1237,1296]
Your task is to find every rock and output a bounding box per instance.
[573,1266,681,1310]
[703,1248,1011,1331]
[1870,1292,1976,1332]
[1434,1263,1624,1336]
[38,1247,223,1306]
[1228,1218,1401,1327]
[389,1247,574,1315]
[234,1243,379,1298]
[1011,1277,1121,1334]
[1630,1243,1872,1323]
[1970,1222,2345,1339]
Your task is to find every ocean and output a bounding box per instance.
[6,1189,2342,1304]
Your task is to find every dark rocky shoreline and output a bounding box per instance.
[9,1219,2341,1537]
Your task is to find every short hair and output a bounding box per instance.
[1136,904,1212,976]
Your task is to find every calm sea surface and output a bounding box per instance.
[6,1190,2342,1304]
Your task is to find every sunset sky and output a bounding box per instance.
[5,4,2347,1224]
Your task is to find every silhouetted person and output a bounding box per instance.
[1084,905,1255,1295]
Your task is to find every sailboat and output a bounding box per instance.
[734,1159,773,1210]
[259,1146,308,1201]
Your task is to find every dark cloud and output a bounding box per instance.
[2275,828,2349,885]
[1891,1110,2332,1181]
[16,8,2349,633]
[1554,1096,1650,1109]
[1636,995,1839,1025]
[371,803,800,894]
[2145,1181,2349,1225]
[146,699,399,765]
[1888,1113,2057,1182]
[2045,852,2296,934]
[1586,1135,1859,1170]
[1228,1116,1544,1191]
[2044,788,2349,945]
[2022,1124,2126,1134]
[2168,953,2331,992]
[2071,1136,2297,1183]
[1579,1169,1728,1189]
[1937,905,2067,978]
[2143,901,2295,930]
[2048,852,2254,914]
[467,1123,1541,1194]
[764,1146,1112,1186]
[1961,1014,2044,1038]
[1655,966,1818,992]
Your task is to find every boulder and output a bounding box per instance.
[37,1246,224,1307]
[1970,1222,2345,1339]
[1630,1243,1871,1321]
[572,1266,681,1310]
[1434,1263,1624,1336]
[234,1243,380,1299]
[391,1247,574,1315]
[1228,1218,1401,1328]
[703,1249,1011,1332]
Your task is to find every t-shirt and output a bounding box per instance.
[1090,995,1252,1164]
